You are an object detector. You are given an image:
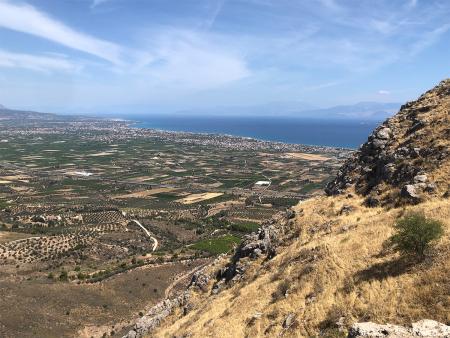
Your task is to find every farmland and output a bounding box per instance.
[0,111,351,337]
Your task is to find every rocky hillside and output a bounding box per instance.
[121,80,449,338]
[326,79,450,207]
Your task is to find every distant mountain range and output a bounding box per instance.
[175,101,401,121]
[0,105,58,120]
[0,101,401,121]
[300,102,401,120]
[0,105,100,121]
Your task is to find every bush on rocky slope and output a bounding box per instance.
[388,212,444,259]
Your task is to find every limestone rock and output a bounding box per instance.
[282,313,295,329]
[348,320,450,338]
[401,184,421,201]
[413,174,428,183]
[376,127,391,140]
[348,322,412,337]
[411,319,450,337]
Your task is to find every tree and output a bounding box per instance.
[389,212,444,259]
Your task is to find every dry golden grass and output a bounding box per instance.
[152,193,450,337]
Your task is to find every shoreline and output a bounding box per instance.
[124,119,357,152]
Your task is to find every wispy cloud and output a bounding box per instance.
[136,29,250,90]
[378,90,390,95]
[202,0,226,30]
[0,49,80,72]
[90,0,110,9]
[410,23,450,55]
[0,0,123,64]
[317,0,341,12]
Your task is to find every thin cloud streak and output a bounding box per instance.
[0,49,80,72]
[90,0,110,9]
[0,0,123,64]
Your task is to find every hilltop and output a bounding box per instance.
[326,79,450,206]
[128,80,450,338]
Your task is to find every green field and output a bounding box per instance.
[191,235,242,254]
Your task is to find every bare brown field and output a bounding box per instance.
[113,187,176,199]
[0,232,37,244]
[177,192,224,205]
[0,261,199,338]
[282,152,331,161]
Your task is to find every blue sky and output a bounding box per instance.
[0,0,449,115]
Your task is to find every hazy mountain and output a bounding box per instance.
[0,105,100,121]
[300,101,401,120]
[0,106,60,120]
[175,101,318,117]
[175,101,401,120]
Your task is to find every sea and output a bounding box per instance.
[129,115,380,149]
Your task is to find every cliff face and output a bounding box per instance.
[326,79,450,207]
[124,80,450,338]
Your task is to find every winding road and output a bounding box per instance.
[131,220,158,251]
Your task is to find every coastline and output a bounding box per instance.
[121,120,355,153]
[125,117,363,151]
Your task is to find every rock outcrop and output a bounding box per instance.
[348,319,450,337]
[122,292,189,338]
[326,79,450,206]
[216,210,294,283]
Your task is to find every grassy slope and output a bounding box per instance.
[153,194,449,337]
[149,81,450,337]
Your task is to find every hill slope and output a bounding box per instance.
[127,80,449,338]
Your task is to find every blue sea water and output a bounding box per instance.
[130,115,379,149]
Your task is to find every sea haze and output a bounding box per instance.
[130,115,380,149]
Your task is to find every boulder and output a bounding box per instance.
[411,319,450,337]
[348,320,450,338]
[189,272,209,292]
[376,127,391,140]
[413,174,428,183]
[401,184,421,200]
[348,322,412,337]
[282,313,295,329]
[372,138,388,150]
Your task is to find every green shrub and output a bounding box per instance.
[388,213,444,259]
[59,270,68,281]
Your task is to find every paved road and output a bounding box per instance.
[131,220,158,251]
